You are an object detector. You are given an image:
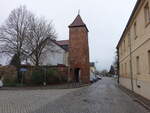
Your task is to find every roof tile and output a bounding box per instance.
[69,14,86,27]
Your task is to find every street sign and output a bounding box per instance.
[20,68,27,72]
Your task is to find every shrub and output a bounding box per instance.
[3,78,17,87]
[31,68,67,85]
[46,69,61,84]
[31,68,44,85]
[60,76,68,83]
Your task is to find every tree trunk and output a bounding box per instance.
[16,53,21,83]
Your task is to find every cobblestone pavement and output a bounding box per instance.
[0,88,77,113]
[0,77,149,113]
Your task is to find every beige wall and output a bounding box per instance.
[118,0,150,100]
[64,52,69,66]
[120,77,150,100]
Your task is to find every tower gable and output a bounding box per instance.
[69,14,89,32]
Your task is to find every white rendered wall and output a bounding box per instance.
[42,43,67,66]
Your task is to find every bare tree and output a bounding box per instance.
[0,6,34,82]
[25,17,57,66]
[0,5,57,82]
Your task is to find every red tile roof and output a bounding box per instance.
[69,14,85,27]
[69,14,89,32]
[56,40,69,46]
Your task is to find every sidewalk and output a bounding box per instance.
[119,85,150,111]
[0,83,90,90]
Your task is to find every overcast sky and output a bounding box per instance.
[0,0,137,70]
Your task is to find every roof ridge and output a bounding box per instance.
[69,14,86,27]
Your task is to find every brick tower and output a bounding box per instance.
[68,14,90,84]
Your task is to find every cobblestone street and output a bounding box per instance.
[0,88,77,113]
[0,77,149,113]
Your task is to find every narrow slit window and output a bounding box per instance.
[122,64,123,76]
[144,3,150,25]
[128,31,131,47]
[125,63,127,75]
[148,51,150,73]
[124,40,126,52]
[136,56,140,74]
[134,22,137,39]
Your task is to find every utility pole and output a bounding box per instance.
[129,31,134,92]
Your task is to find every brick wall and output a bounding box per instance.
[20,65,69,85]
[69,27,90,84]
[0,65,68,85]
[0,66,17,84]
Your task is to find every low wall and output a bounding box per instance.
[0,66,17,84]
[20,65,69,85]
[0,65,69,85]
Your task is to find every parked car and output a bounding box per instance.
[97,75,102,80]
[0,79,3,88]
[93,76,98,82]
[90,74,97,83]
[90,75,95,83]
[113,75,118,78]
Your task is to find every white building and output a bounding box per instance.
[42,40,69,66]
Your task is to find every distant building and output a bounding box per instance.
[117,0,150,100]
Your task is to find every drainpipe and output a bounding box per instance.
[117,48,120,84]
[129,31,134,92]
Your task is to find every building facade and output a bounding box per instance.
[42,40,69,66]
[68,14,90,84]
[117,0,150,100]
[43,14,90,84]
[28,14,90,84]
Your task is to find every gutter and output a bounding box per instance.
[129,31,134,92]
[117,48,120,84]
